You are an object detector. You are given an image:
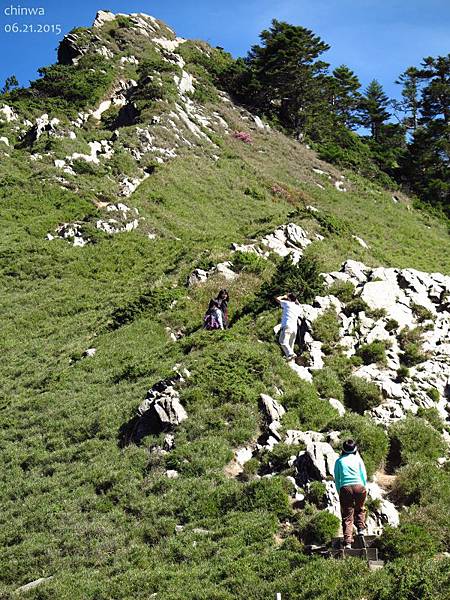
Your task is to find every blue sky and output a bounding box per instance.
[0,0,449,101]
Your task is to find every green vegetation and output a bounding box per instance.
[313,367,344,401]
[343,376,382,414]
[388,416,446,467]
[355,339,389,366]
[232,251,267,275]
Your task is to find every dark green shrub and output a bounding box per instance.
[365,495,382,513]
[30,55,114,107]
[330,413,388,478]
[323,353,354,382]
[312,367,344,401]
[396,365,409,382]
[385,318,399,332]
[260,443,300,473]
[242,457,259,477]
[343,297,370,316]
[308,481,327,508]
[71,159,99,176]
[343,376,382,414]
[355,340,388,366]
[282,382,339,431]
[327,280,355,303]
[411,302,435,323]
[350,354,364,367]
[366,307,388,319]
[233,478,291,519]
[426,387,440,403]
[392,461,443,505]
[398,326,428,366]
[232,251,266,275]
[417,407,443,431]
[302,510,340,544]
[388,415,446,467]
[312,308,340,346]
[255,254,324,311]
[313,211,349,236]
[379,524,439,560]
[116,15,133,27]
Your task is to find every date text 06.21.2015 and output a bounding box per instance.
[4,23,62,34]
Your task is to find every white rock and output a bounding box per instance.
[165,470,179,479]
[288,362,313,382]
[235,446,253,466]
[329,397,346,416]
[0,104,18,122]
[93,9,116,27]
[352,235,369,249]
[260,394,285,422]
[0,136,9,146]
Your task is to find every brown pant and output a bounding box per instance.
[339,484,367,544]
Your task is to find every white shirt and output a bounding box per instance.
[280,300,302,330]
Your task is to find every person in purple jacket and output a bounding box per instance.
[334,439,367,548]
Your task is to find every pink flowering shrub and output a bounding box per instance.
[233,131,253,144]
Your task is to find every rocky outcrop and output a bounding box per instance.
[128,367,189,444]
[232,223,314,265]
[18,114,60,148]
[287,260,450,429]
[187,261,237,286]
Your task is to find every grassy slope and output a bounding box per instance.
[1,82,450,599]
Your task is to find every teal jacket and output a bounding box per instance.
[334,452,367,492]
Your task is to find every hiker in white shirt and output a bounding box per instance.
[276,293,302,360]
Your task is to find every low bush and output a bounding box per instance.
[282,382,339,431]
[396,365,409,382]
[308,481,327,508]
[254,254,324,312]
[260,443,300,474]
[232,251,266,275]
[417,407,443,431]
[313,212,349,236]
[385,318,399,332]
[231,478,292,519]
[327,280,355,303]
[323,353,354,382]
[301,510,340,545]
[343,297,370,317]
[312,367,344,401]
[379,524,439,560]
[426,387,440,403]
[311,308,340,347]
[411,302,435,323]
[343,376,382,414]
[355,340,388,366]
[392,460,447,505]
[398,326,428,366]
[388,415,446,468]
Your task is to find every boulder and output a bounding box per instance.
[93,10,117,27]
[260,394,285,422]
[295,440,338,486]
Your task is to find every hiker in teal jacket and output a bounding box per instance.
[334,439,367,548]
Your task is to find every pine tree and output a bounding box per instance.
[1,75,19,94]
[360,80,391,141]
[246,20,330,136]
[330,65,362,129]
[395,67,421,132]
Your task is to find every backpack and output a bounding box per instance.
[204,310,220,330]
